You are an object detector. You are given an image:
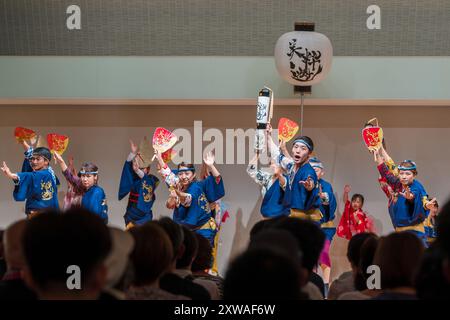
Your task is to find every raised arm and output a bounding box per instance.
[279,140,292,159]
[1,161,19,181]
[379,145,397,172]
[20,140,31,152]
[53,151,68,172]
[275,169,286,189]
[377,162,400,188]
[343,184,351,204]
[155,150,179,188]
[54,152,81,188]
[379,144,395,165]
[166,189,179,209]
[203,151,220,178]
[174,187,192,207]
[247,153,271,188]
[154,149,166,172]
[266,124,294,171]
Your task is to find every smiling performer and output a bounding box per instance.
[1,140,59,218]
[155,151,219,246]
[337,185,375,240]
[266,124,320,222]
[53,152,108,223]
[375,151,435,245]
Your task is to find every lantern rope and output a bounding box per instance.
[300,92,305,136]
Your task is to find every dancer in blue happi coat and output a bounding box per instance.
[118,139,159,229]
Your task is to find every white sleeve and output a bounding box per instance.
[126,152,136,162]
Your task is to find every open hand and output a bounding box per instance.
[203,151,215,166]
[68,156,74,168]
[280,140,288,154]
[130,139,138,154]
[53,151,65,165]
[344,184,351,194]
[20,139,31,151]
[299,175,315,191]
[1,161,15,179]
[425,197,437,210]
[1,161,11,176]
[399,186,415,200]
[132,158,140,172]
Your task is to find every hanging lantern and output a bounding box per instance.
[274,29,333,86]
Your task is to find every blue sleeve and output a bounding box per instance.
[301,167,319,210]
[179,185,208,227]
[200,175,225,202]
[328,188,337,221]
[85,188,108,221]
[21,159,33,173]
[320,181,337,223]
[150,174,160,189]
[13,172,33,201]
[118,161,137,200]
[409,184,429,225]
[150,175,160,201]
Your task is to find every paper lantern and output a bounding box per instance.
[362,118,383,151]
[274,31,333,86]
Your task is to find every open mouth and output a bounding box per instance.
[293,154,302,161]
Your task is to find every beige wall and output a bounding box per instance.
[1,102,450,279]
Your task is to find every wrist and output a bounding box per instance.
[127,152,136,162]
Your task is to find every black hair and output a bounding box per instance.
[129,222,173,286]
[156,217,184,262]
[346,232,376,266]
[353,234,379,291]
[33,147,52,162]
[78,162,99,183]
[176,226,199,269]
[293,136,314,152]
[191,233,213,272]
[178,162,195,171]
[249,229,302,266]
[272,217,325,272]
[436,198,450,258]
[351,194,365,206]
[223,248,305,300]
[416,244,450,299]
[22,208,111,291]
[249,215,288,242]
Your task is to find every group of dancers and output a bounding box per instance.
[246,121,438,289]
[0,121,440,282]
[1,135,226,272]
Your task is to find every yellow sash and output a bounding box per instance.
[395,223,425,234]
[289,208,323,222]
[321,220,334,228]
[199,217,217,231]
[125,222,136,230]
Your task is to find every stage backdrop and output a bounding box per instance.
[1,0,450,56]
[1,102,449,279]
